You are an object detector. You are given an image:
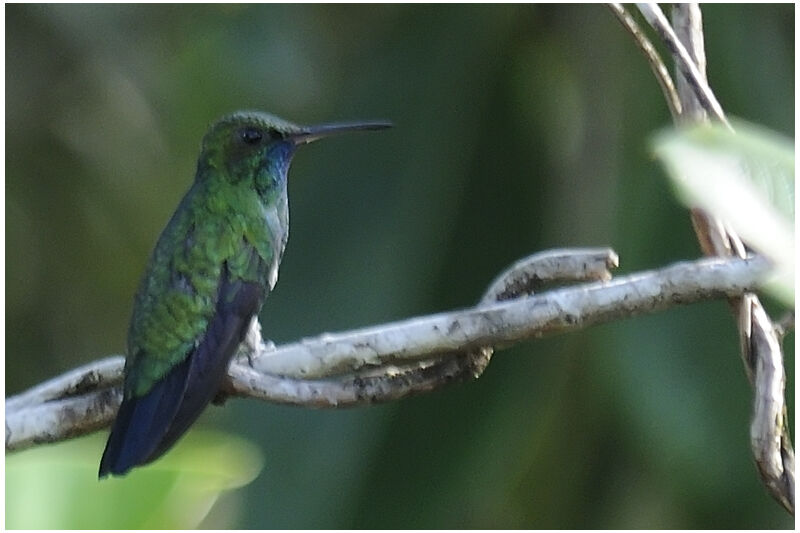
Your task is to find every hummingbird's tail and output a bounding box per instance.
[99,276,265,478]
[99,356,192,477]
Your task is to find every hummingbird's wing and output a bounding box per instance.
[145,274,264,463]
[99,269,265,477]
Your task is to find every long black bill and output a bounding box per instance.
[291,120,393,145]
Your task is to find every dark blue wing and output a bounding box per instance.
[99,272,264,477]
[145,276,264,463]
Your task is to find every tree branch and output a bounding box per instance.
[636,2,731,128]
[613,2,794,514]
[607,4,682,120]
[6,249,771,453]
[669,4,794,516]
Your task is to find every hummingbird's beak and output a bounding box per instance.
[291,120,393,145]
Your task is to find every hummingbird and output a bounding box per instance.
[99,110,390,477]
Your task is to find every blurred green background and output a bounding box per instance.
[6,4,794,528]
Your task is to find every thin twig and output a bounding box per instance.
[636,2,732,129]
[607,3,682,120]
[741,297,795,513]
[670,3,707,123]
[625,2,794,515]
[670,4,793,516]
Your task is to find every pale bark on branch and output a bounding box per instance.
[6,249,770,454]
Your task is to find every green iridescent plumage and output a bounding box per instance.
[126,132,281,397]
[99,111,390,477]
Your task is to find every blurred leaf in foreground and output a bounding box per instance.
[6,430,264,529]
[652,120,794,306]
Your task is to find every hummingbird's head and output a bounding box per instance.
[198,110,391,184]
[199,111,304,181]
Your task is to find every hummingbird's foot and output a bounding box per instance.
[234,317,277,368]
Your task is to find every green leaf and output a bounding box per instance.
[5,430,264,529]
[651,119,794,307]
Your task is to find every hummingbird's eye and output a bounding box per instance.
[240,128,263,145]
